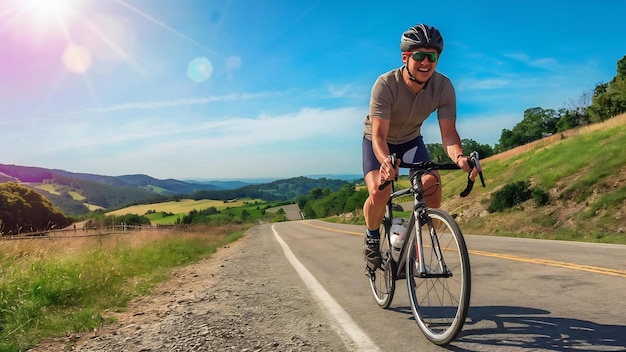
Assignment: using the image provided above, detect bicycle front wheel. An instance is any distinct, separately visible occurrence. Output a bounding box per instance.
[406,208,471,345]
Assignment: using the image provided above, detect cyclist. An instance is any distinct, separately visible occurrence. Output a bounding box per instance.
[362,24,481,270]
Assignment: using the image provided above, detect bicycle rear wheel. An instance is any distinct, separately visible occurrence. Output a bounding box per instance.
[368,223,395,308]
[406,208,471,345]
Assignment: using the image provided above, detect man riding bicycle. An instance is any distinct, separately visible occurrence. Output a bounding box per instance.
[362,24,481,270]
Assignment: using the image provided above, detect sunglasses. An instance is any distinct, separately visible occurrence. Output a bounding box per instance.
[408,51,439,63]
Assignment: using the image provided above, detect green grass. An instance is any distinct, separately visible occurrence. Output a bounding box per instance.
[0,225,246,352]
[145,211,184,224]
[443,119,625,196]
[137,201,286,225]
[487,228,626,244]
[106,198,263,217]
[68,191,85,201]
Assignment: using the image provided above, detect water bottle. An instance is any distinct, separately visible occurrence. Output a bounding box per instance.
[390,218,408,249]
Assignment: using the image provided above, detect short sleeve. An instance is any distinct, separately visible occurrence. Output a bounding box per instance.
[369,76,394,120]
[436,78,456,121]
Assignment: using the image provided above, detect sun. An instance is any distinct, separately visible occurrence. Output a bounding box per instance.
[20,0,79,24]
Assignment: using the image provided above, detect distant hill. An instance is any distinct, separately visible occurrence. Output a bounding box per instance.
[306,174,363,181]
[0,171,18,183]
[0,165,224,194]
[0,165,239,216]
[182,179,258,190]
[0,164,352,216]
[186,176,350,202]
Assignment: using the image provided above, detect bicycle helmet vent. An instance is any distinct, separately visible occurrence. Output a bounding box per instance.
[400,24,444,53]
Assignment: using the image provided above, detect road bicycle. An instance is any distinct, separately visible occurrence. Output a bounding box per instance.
[366,151,485,345]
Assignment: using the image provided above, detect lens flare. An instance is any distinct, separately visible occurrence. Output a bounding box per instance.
[22,0,78,23]
[187,57,213,83]
[62,44,92,74]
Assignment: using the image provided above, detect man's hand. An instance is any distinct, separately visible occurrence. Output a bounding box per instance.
[457,155,481,182]
[379,155,400,183]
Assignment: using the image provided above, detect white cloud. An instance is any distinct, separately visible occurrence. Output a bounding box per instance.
[327,84,360,98]
[4,105,367,178]
[67,91,285,114]
[456,77,511,91]
[504,52,560,71]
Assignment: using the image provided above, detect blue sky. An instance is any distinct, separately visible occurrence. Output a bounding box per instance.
[1,0,624,180]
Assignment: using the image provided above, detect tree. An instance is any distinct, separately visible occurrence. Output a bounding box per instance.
[559,90,592,131]
[495,128,521,153]
[295,194,308,209]
[460,139,494,159]
[557,107,589,132]
[588,55,626,121]
[426,140,493,162]
[309,188,324,200]
[589,89,626,122]
[0,182,70,234]
[426,143,446,162]
[495,107,560,152]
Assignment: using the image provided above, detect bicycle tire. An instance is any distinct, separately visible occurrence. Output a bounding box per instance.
[406,208,471,345]
[368,223,395,308]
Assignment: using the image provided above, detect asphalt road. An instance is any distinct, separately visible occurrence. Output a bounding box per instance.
[270,219,626,351]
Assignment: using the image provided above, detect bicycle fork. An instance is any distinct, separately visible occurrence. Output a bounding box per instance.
[414,211,453,278]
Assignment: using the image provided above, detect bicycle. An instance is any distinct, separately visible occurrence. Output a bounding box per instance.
[366,151,485,345]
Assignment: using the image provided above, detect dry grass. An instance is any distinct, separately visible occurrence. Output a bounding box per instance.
[0,224,241,260]
[0,223,247,352]
[486,113,626,162]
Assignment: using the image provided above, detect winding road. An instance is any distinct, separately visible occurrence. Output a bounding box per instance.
[270,219,626,351]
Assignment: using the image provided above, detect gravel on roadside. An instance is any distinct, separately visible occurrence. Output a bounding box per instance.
[30,224,349,352]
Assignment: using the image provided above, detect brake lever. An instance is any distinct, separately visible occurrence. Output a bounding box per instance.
[460,151,487,197]
[469,151,486,188]
[459,175,474,197]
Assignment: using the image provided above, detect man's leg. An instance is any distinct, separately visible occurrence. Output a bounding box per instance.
[364,170,390,230]
[422,170,442,208]
[363,170,391,269]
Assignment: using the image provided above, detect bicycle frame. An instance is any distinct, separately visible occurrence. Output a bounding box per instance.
[386,172,453,280]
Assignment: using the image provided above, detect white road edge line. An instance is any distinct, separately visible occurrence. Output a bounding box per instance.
[272,225,381,352]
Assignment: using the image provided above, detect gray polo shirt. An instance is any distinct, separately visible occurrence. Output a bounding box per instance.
[363,67,456,144]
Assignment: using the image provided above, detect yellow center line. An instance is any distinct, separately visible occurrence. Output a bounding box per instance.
[468,249,626,278]
[302,222,626,278]
[303,221,363,236]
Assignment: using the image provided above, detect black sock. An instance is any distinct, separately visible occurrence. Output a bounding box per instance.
[366,228,380,239]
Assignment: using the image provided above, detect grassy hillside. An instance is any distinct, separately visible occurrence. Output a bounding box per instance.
[440,113,626,243]
[106,198,254,222]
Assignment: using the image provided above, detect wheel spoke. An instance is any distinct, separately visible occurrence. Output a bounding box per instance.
[407,209,471,345]
[368,224,395,308]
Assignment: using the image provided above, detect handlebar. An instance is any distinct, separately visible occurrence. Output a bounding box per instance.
[378,151,486,198]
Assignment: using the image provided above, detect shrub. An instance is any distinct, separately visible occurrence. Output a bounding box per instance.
[488,181,532,212]
[532,188,550,207]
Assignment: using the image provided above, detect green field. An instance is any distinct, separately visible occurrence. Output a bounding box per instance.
[106,198,268,224]
[107,199,249,216]
[34,184,85,200]
[34,184,60,195]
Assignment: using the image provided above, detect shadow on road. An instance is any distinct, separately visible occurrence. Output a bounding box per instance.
[388,305,626,351]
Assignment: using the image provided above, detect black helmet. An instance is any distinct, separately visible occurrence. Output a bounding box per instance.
[400,24,444,53]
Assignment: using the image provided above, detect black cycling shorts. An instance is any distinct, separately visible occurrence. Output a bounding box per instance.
[362,135,431,176]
